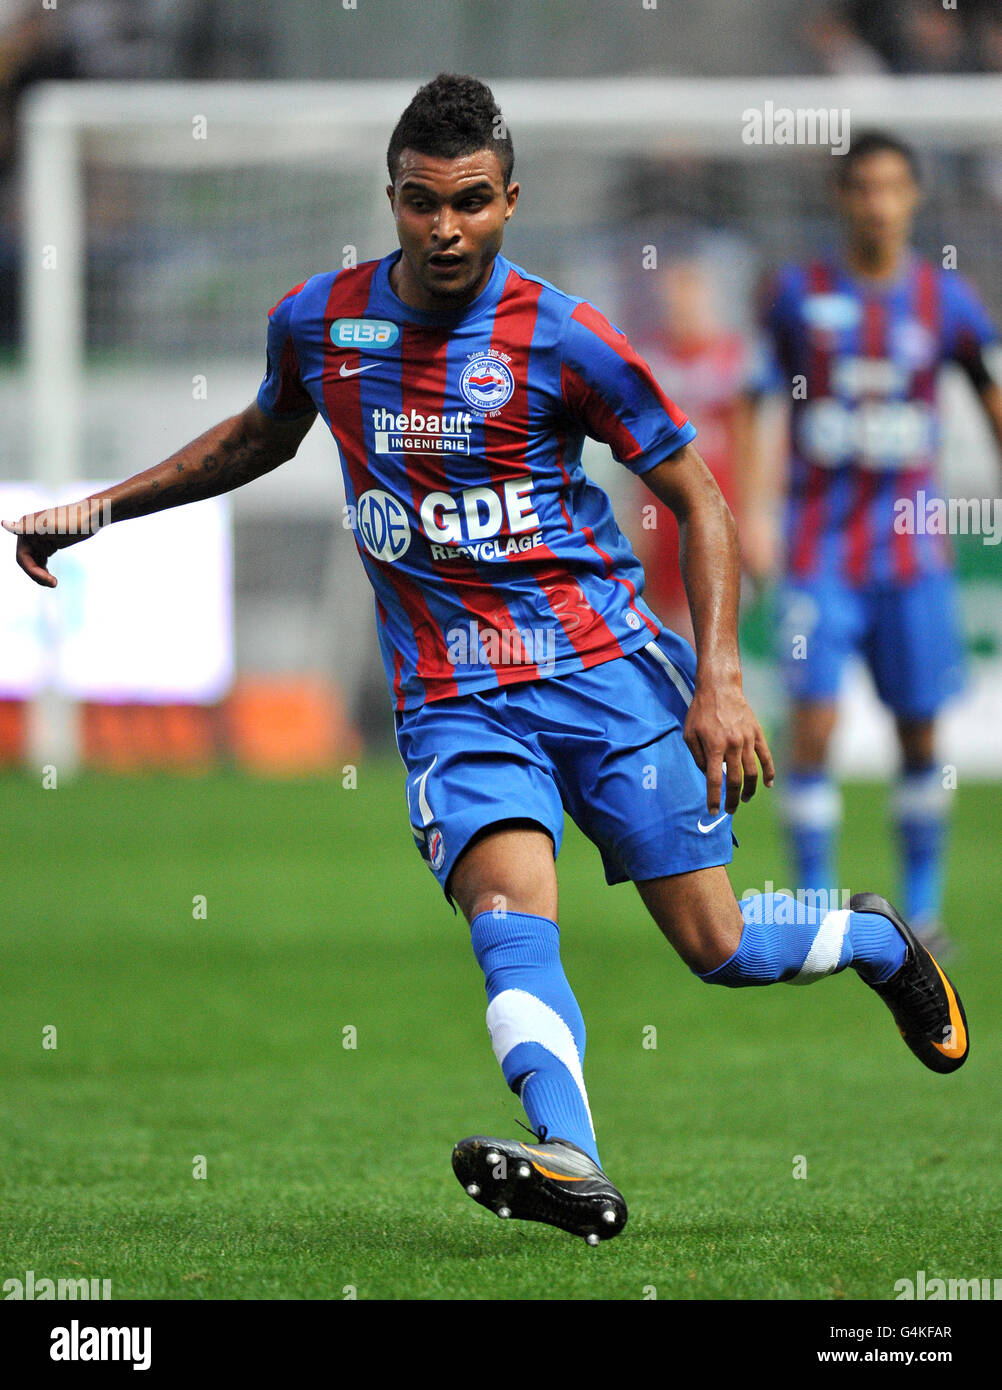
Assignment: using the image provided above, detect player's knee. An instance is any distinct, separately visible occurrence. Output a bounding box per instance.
[466,889,516,922]
[791,704,837,767]
[662,907,743,976]
[690,935,740,978]
[450,824,558,924]
[896,716,936,768]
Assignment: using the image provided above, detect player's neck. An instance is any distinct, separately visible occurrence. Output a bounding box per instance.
[389,253,495,313]
[844,240,910,284]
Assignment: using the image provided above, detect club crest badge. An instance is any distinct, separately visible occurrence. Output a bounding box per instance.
[459,354,515,414]
[427,826,446,871]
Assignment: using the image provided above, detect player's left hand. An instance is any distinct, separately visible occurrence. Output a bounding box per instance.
[683,677,775,816]
[2,506,95,588]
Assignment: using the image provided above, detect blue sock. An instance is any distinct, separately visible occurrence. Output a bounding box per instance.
[470,910,600,1166]
[894,766,948,924]
[696,893,907,988]
[783,770,840,893]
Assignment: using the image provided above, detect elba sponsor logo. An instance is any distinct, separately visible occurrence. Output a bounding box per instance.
[331,317,399,349]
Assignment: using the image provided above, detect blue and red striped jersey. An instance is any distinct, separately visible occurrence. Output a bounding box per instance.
[257,251,696,710]
[752,254,998,585]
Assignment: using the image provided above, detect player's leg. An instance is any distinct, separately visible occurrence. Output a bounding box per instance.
[397,712,596,1156]
[543,628,900,987]
[448,822,599,1164]
[546,629,967,1074]
[786,698,841,893]
[394,695,625,1239]
[778,579,860,896]
[449,821,558,921]
[894,715,950,946]
[635,864,968,1073]
[635,862,904,986]
[448,824,626,1243]
[868,572,965,952]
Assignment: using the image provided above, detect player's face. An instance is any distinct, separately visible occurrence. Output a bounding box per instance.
[387,148,519,311]
[836,150,919,255]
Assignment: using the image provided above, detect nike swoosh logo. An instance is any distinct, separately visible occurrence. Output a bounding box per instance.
[697,814,729,833]
[339,361,380,377]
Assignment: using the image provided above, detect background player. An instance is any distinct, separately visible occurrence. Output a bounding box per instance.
[628,256,748,646]
[4,85,970,1245]
[741,131,1002,957]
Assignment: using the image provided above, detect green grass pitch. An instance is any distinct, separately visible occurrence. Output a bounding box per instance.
[1,763,999,1301]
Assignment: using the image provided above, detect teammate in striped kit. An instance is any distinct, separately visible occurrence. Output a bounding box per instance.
[5,84,971,1245]
[742,131,1002,960]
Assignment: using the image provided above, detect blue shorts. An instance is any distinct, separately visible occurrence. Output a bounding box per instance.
[778,570,966,718]
[394,631,734,899]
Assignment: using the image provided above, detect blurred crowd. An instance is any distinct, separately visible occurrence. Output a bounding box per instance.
[3,0,1002,348]
[0,0,269,343]
[800,0,1002,76]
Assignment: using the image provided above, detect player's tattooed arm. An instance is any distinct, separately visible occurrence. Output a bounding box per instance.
[2,401,315,588]
[642,441,775,814]
[106,404,315,517]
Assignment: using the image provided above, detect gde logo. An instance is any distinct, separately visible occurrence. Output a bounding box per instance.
[460,356,515,412]
[356,489,411,562]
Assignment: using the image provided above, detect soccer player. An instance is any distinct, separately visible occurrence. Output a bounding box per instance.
[627,255,748,646]
[741,130,1002,959]
[4,81,971,1245]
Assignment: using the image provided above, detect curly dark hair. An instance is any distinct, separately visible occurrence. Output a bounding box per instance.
[387,73,514,188]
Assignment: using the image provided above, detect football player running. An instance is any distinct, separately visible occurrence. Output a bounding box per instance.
[5,82,970,1246]
[740,131,1002,962]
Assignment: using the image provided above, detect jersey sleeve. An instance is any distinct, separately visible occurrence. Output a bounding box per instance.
[256,283,317,420]
[559,300,696,475]
[940,271,1000,388]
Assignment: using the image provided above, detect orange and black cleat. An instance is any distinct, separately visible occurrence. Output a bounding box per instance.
[452,1133,627,1244]
[853,892,969,1074]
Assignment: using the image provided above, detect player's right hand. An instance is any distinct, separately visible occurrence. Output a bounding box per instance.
[2,509,90,588]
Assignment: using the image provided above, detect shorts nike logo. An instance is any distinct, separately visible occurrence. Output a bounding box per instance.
[697,814,729,833]
[339,361,380,377]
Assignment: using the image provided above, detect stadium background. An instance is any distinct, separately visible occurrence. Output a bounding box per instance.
[1,0,1000,1307]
